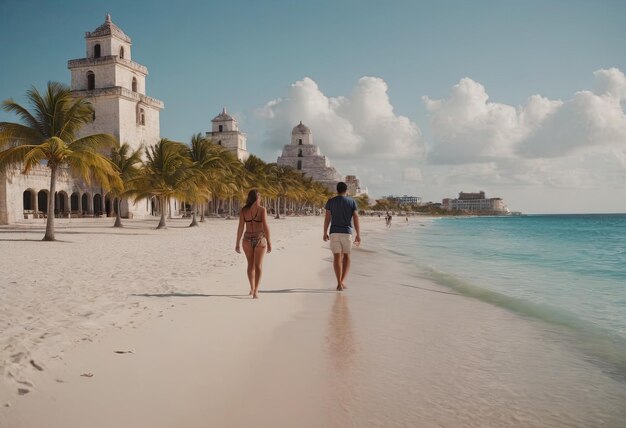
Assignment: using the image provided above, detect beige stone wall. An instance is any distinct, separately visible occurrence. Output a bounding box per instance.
[0,165,113,224]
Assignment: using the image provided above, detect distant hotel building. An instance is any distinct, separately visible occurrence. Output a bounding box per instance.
[442,191,508,213]
[385,195,421,206]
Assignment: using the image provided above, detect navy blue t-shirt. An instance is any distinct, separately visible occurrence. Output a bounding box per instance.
[325,196,358,234]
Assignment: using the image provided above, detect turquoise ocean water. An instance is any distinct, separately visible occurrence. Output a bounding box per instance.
[386,214,626,376]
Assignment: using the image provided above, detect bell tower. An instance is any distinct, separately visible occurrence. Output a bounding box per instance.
[67,14,164,153]
[67,15,164,219]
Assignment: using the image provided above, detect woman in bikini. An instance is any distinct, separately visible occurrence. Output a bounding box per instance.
[235,189,272,298]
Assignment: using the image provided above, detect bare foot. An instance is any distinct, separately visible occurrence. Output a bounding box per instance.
[336,285,344,291]
[253,292,259,299]
[249,289,253,296]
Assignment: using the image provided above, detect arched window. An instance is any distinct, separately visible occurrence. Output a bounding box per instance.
[87,71,95,90]
[297,149,303,157]
[219,125,223,132]
[92,110,96,121]
[218,140,221,145]
[119,46,125,59]
[140,108,145,126]
[23,190,33,211]
[298,139,303,145]
[297,160,302,170]
[132,77,137,92]
[94,44,101,58]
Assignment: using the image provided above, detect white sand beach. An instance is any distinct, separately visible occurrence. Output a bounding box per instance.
[1,216,626,427]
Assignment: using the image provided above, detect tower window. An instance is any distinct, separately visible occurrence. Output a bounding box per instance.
[94,44,101,58]
[218,140,221,145]
[298,139,302,145]
[139,108,145,126]
[298,149,303,157]
[92,111,96,121]
[132,77,137,92]
[87,71,95,90]
[119,46,125,59]
[219,125,223,132]
[297,160,302,170]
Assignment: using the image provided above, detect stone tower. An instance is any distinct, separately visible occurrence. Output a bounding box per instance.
[67,14,164,218]
[277,122,342,192]
[67,14,164,153]
[206,108,249,161]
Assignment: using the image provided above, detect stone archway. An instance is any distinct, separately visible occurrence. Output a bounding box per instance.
[93,194,102,216]
[105,194,112,217]
[23,190,34,211]
[56,191,69,217]
[23,189,36,219]
[81,193,90,215]
[71,192,80,213]
[37,190,48,215]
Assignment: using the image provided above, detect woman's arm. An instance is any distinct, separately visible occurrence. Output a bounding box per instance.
[262,207,272,253]
[235,210,245,253]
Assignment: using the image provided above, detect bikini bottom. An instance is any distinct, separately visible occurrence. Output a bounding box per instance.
[243,231,267,249]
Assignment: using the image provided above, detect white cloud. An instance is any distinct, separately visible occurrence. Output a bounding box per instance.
[424,68,626,163]
[258,76,424,160]
[423,78,524,164]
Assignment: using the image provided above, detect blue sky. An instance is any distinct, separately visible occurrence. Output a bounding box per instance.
[1,0,625,213]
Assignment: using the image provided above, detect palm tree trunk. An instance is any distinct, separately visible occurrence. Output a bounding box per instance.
[200,202,205,222]
[113,197,123,227]
[43,165,57,241]
[275,197,280,219]
[189,202,199,227]
[157,196,167,229]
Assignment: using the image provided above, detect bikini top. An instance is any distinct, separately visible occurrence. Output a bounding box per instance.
[243,208,263,223]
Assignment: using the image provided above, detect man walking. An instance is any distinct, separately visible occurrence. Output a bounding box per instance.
[323,182,361,291]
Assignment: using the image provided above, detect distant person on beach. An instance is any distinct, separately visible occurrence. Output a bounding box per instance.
[323,182,361,291]
[236,189,272,299]
[386,213,392,228]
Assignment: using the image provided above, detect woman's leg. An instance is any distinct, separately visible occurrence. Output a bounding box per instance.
[242,240,255,295]
[252,243,267,298]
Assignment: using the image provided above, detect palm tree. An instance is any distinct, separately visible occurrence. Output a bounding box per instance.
[184,134,226,227]
[129,138,192,229]
[0,82,120,241]
[110,142,143,227]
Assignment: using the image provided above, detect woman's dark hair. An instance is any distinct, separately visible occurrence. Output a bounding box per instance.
[243,189,259,210]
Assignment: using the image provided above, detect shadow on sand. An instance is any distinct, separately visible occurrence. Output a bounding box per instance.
[131,292,249,300]
[259,288,338,294]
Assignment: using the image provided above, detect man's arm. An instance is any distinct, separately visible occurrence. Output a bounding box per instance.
[323,210,331,241]
[353,210,361,245]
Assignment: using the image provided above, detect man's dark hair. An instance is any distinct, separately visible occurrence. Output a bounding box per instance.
[336,182,348,193]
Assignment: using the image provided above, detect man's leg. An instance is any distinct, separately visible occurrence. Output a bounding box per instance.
[340,253,351,288]
[333,253,343,290]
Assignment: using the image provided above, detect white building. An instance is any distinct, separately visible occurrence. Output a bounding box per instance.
[276,122,342,192]
[205,108,249,162]
[1,14,164,224]
[442,191,508,213]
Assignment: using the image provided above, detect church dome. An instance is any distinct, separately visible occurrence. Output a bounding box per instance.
[86,14,131,43]
[212,107,234,122]
[292,121,311,135]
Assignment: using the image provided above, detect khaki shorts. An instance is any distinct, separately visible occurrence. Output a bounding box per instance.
[330,233,353,254]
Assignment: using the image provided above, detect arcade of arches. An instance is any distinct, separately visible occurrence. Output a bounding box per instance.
[21,188,124,219]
